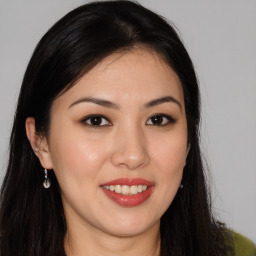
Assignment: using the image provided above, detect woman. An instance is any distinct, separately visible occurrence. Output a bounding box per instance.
[0,1,254,255]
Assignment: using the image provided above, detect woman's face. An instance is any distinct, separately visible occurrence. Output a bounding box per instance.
[41,49,188,237]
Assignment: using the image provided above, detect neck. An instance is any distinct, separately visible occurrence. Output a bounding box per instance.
[64,220,161,256]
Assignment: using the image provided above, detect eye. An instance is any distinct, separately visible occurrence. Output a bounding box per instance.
[81,114,111,127]
[146,114,176,126]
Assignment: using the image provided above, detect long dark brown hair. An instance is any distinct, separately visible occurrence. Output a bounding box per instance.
[0,1,233,255]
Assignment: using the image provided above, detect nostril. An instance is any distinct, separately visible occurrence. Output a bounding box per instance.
[110,148,150,170]
[110,128,150,169]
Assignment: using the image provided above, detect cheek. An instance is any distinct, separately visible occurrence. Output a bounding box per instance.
[48,126,110,184]
[146,133,187,220]
[154,143,185,193]
[150,131,187,175]
[157,143,186,172]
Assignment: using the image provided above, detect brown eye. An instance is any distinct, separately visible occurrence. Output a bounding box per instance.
[82,115,110,127]
[146,114,175,126]
[90,116,103,126]
[151,115,163,125]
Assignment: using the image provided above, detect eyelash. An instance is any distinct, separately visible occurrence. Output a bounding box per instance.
[81,113,176,128]
[146,113,176,126]
[80,114,111,128]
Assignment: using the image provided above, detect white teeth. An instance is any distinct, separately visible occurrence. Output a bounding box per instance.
[104,185,149,195]
[137,185,143,193]
[121,185,130,195]
[130,185,137,195]
[115,185,122,194]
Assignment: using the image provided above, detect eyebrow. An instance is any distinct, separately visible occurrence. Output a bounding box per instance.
[69,96,182,110]
[69,97,120,110]
[144,96,182,110]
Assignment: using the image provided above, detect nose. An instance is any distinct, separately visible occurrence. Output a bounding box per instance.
[111,127,150,170]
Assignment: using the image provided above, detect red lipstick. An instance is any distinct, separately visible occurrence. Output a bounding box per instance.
[101,178,154,207]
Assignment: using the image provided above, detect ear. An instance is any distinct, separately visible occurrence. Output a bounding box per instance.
[25,117,53,169]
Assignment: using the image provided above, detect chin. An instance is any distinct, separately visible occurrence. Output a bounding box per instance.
[100,215,160,237]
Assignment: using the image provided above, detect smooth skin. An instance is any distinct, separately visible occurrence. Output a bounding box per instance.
[26,48,189,256]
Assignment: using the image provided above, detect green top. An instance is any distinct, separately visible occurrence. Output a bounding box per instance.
[232,232,256,256]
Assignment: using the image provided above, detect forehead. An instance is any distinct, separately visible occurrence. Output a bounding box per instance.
[54,48,184,108]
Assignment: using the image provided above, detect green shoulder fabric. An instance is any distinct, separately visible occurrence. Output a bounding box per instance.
[232,231,256,256]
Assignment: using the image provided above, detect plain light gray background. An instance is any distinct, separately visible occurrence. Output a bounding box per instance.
[0,0,255,243]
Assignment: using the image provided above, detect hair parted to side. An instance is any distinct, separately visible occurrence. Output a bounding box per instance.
[0,1,233,255]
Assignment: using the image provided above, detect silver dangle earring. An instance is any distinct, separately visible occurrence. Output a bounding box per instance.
[180,183,183,189]
[43,169,51,189]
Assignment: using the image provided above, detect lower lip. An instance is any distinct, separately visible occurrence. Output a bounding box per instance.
[101,186,154,207]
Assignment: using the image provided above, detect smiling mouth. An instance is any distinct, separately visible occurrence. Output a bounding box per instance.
[101,178,154,207]
[103,185,149,195]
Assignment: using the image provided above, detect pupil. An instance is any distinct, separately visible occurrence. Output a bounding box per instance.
[152,115,163,125]
[91,117,102,125]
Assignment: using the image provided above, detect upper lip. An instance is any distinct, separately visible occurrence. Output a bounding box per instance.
[101,178,154,187]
